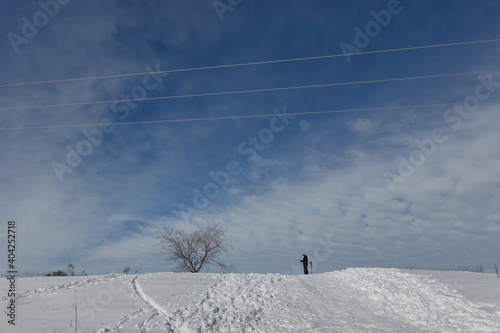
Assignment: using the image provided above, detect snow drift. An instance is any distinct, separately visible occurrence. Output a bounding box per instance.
[1,268,499,332]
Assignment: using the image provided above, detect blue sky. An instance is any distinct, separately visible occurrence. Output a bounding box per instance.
[1,0,500,275]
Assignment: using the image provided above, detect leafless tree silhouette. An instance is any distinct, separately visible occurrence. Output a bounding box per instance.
[158,222,232,273]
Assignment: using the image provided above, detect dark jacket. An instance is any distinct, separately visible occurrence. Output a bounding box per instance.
[300,255,308,269]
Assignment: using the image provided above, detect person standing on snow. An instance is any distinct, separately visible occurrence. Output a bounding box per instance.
[300,254,309,274]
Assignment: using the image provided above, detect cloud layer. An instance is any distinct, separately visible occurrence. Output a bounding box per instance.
[1,0,499,275]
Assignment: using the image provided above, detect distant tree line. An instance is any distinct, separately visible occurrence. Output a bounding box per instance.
[45,263,86,277]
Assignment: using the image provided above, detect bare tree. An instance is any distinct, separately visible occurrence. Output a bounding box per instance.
[158,222,232,273]
[67,263,76,276]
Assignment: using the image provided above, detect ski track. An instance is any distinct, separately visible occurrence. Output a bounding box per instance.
[93,269,500,332]
[160,268,500,332]
[125,273,281,332]
[96,274,176,333]
[0,273,121,303]
[97,307,147,333]
[131,274,176,332]
[2,269,500,332]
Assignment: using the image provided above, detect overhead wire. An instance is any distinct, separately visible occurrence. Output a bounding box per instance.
[0,38,500,89]
[1,69,499,112]
[2,38,499,130]
[2,98,500,131]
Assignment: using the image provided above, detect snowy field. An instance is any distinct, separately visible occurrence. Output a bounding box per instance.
[1,268,500,332]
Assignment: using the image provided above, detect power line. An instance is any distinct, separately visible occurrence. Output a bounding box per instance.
[1,38,500,89]
[2,98,499,131]
[1,69,498,112]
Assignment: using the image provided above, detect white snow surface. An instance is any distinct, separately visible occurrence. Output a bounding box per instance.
[1,268,500,332]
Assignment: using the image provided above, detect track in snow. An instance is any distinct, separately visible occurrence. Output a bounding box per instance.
[94,274,176,333]
[2,269,499,332]
[131,274,176,332]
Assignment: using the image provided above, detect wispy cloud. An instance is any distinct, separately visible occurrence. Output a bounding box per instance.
[1,0,499,275]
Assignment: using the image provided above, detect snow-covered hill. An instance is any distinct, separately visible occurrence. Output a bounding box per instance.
[1,268,499,332]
